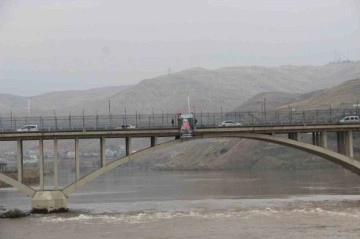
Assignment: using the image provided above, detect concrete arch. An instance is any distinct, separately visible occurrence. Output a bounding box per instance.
[62,139,183,196]
[63,133,360,196]
[0,173,36,197]
[2,132,357,197]
[199,133,360,175]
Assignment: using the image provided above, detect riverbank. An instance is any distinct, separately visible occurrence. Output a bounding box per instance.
[0,207,29,218]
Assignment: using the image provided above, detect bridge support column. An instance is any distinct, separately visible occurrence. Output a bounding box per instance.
[337,131,353,157]
[320,131,328,148]
[17,139,23,182]
[312,132,321,146]
[75,138,80,180]
[31,190,68,213]
[151,136,157,147]
[39,139,44,190]
[126,137,132,156]
[337,132,344,154]
[288,132,299,141]
[345,130,354,158]
[54,138,58,189]
[100,137,106,166]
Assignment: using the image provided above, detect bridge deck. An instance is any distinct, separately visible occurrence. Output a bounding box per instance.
[0,124,359,141]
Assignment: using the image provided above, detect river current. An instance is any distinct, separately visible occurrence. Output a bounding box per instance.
[2,168,360,238]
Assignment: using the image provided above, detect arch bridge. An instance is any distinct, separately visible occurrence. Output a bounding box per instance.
[0,123,359,212]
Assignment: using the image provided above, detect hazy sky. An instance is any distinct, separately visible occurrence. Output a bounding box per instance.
[1,0,359,96]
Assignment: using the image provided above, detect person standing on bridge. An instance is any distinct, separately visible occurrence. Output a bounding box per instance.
[171,118,174,127]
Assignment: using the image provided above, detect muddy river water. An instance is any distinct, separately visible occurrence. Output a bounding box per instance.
[2,168,360,239]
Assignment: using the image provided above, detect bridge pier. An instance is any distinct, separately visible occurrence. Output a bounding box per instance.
[100,137,107,166]
[31,190,68,213]
[126,137,132,156]
[54,138,59,189]
[337,131,353,158]
[151,136,158,147]
[288,132,299,141]
[0,162,6,172]
[312,131,328,148]
[312,132,320,146]
[320,131,328,148]
[347,130,354,158]
[39,139,44,190]
[75,138,80,180]
[17,139,23,182]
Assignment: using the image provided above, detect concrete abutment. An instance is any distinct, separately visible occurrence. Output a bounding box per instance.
[31,191,68,213]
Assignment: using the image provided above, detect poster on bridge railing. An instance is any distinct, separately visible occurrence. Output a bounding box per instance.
[177,113,196,138]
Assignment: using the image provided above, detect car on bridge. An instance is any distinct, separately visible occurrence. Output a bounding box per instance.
[121,124,136,129]
[16,125,38,132]
[218,120,242,127]
[338,116,360,124]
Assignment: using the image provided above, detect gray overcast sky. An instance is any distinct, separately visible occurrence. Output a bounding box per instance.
[1,0,359,96]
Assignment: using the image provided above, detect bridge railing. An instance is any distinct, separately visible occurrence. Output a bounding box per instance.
[0,108,357,131]
[195,108,357,127]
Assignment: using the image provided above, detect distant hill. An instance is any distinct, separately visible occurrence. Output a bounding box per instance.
[80,62,360,115]
[0,86,131,116]
[0,94,26,112]
[276,78,360,110]
[232,92,302,112]
[1,61,360,116]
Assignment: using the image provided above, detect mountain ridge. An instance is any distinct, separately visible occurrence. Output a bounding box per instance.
[1,62,360,116]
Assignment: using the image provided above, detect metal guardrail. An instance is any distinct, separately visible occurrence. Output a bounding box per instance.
[0,108,358,132]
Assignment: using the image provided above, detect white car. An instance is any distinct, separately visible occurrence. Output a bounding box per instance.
[218,120,242,127]
[338,116,360,124]
[16,125,38,131]
[121,124,136,129]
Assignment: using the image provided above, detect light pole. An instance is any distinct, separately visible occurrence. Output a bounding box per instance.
[108,99,112,128]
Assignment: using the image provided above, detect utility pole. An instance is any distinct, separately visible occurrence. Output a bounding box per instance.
[27,99,31,116]
[264,97,267,124]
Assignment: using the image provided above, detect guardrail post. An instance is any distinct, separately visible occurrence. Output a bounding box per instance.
[302,111,305,125]
[69,114,72,129]
[96,114,99,129]
[161,111,164,127]
[82,109,85,131]
[135,111,138,127]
